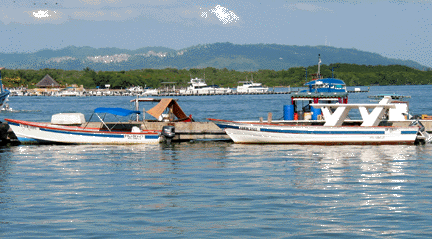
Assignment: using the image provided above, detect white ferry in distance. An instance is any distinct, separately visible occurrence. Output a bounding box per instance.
[236,81,269,93]
[179,78,232,94]
[127,86,159,96]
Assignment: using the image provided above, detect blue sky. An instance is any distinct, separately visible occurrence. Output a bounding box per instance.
[1,0,431,68]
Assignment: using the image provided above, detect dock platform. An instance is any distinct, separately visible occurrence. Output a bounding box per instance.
[155,91,291,97]
[142,121,230,142]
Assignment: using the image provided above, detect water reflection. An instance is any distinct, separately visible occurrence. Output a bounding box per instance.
[1,141,432,237]
[223,143,432,236]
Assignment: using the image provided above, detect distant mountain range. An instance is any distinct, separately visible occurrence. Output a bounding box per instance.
[0,42,428,71]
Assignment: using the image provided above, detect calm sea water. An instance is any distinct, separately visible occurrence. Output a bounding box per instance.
[1,85,432,238]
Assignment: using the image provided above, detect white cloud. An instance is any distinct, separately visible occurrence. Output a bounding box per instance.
[0,8,65,24]
[181,5,242,26]
[30,9,64,22]
[0,1,238,25]
[285,3,333,13]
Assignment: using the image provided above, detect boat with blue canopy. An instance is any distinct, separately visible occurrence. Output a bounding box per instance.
[301,55,347,93]
[5,107,160,144]
[304,78,347,93]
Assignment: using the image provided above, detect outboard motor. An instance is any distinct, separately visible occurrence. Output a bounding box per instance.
[161,126,175,144]
[411,119,432,144]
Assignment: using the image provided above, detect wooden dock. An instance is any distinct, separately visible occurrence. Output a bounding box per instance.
[12,87,375,97]
[155,91,292,97]
[141,121,230,142]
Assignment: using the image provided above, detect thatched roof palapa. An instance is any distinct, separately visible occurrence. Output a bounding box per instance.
[36,74,60,88]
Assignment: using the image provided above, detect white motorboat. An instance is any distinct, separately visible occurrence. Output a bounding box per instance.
[209,96,431,145]
[127,86,144,94]
[236,81,268,93]
[179,78,232,94]
[5,108,161,144]
[142,87,159,96]
[55,88,83,97]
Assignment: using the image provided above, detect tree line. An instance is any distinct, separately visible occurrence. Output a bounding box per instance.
[1,64,432,89]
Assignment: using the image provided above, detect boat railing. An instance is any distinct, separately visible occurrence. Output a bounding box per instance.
[311,96,406,127]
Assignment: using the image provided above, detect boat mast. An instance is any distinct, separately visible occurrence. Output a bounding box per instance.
[317,54,321,79]
[305,68,307,83]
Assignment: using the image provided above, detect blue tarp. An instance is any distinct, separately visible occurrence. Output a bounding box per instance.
[304,78,346,86]
[94,107,140,116]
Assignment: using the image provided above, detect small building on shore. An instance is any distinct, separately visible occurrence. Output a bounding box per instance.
[36,74,61,88]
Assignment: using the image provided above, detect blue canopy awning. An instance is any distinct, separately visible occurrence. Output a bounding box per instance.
[305,78,346,86]
[94,107,140,116]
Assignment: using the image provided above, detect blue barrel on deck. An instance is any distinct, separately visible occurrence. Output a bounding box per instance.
[311,106,321,120]
[283,105,294,120]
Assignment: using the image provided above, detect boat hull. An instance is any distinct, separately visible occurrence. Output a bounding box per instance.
[212,120,419,145]
[5,119,160,145]
[236,88,268,93]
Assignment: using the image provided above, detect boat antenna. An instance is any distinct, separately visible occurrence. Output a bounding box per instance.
[317,54,321,79]
[305,67,308,83]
